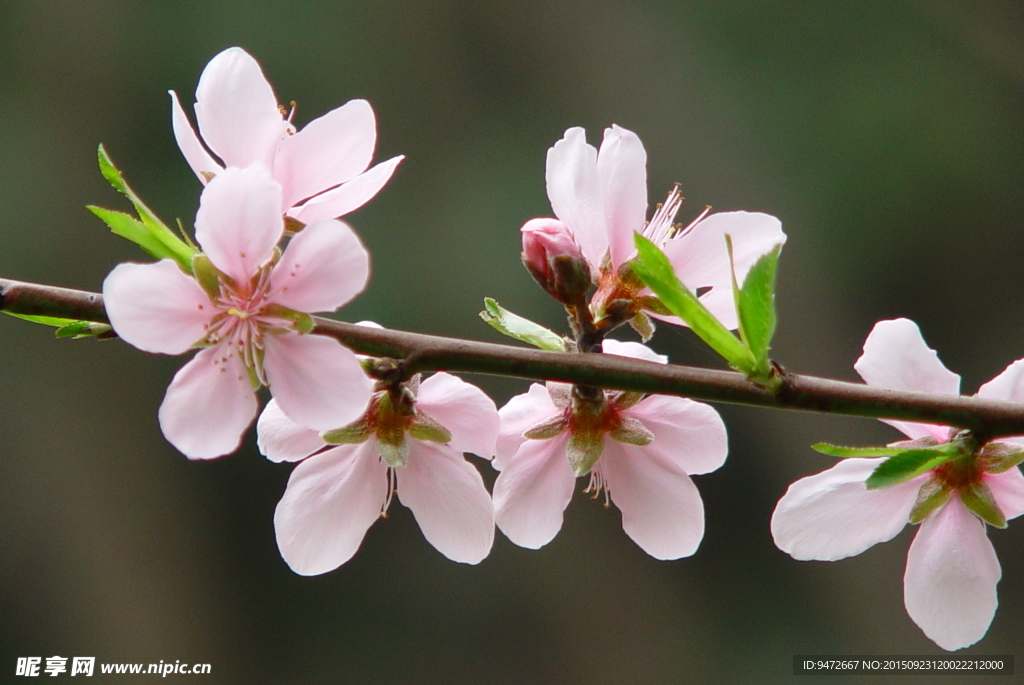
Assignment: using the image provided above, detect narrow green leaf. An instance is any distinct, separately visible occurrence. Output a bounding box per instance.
[480,298,566,351]
[88,206,178,264]
[812,442,909,458]
[631,234,754,373]
[736,244,781,375]
[865,447,958,489]
[3,311,81,328]
[54,321,112,339]
[96,145,196,270]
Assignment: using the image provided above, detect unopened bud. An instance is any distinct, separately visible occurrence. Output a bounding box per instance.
[520,218,592,304]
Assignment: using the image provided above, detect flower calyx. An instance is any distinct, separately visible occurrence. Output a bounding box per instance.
[320,373,453,468]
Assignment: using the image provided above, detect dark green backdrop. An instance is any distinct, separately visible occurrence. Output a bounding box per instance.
[2,2,1023,683]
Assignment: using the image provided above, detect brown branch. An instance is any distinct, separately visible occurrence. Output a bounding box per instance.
[5,277,1024,438]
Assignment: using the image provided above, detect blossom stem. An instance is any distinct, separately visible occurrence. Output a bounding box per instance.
[4,276,1024,437]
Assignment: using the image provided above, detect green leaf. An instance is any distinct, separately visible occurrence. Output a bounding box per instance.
[631,234,754,374]
[812,443,910,458]
[3,311,81,327]
[480,298,566,351]
[3,312,111,339]
[865,447,958,489]
[735,241,781,377]
[96,145,196,270]
[88,206,182,265]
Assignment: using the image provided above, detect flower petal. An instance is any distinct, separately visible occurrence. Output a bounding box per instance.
[545,127,606,269]
[627,395,727,475]
[602,338,667,364]
[290,155,404,223]
[493,433,575,549]
[770,458,922,561]
[170,90,221,183]
[396,441,495,564]
[269,219,369,313]
[274,99,377,209]
[262,332,373,431]
[495,384,559,470]
[194,47,287,169]
[600,441,705,559]
[416,372,499,459]
[855,318,960,441]
[660,211,786,329]
[157,346,258,459]
[194,165,284,284]
[977,357,1024,403]
[103,260,212,355]
[256,398,326,463]
[274,441,388,575]
[904,496,1001,651]
[985,467,1024,521]
[597,124,647,268]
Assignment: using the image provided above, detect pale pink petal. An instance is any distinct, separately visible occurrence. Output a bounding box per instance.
[262,333,373,431]
[904,496,1001,651]
[290,155,404,223]
[977,358,1024,402]
[495,384,559,470]
[493,433,575,549]
[274,441,388,575]
[194,165,284,284]
[396,441,495,564]
[170,90,221,183]
[660,211,786,329]
[597,125,647,268]
[157,346,258,460]
[855,318,961,442]
[600,441,705,559]
[416,372,499,459]
[627,395,727,475]
[770,458,922,561]
[269,219,369,313]
[985,467,1024,520]
[103,260,211,355]
[545,127,606,269]
[274,99,376,209]
[602,338,667,364]
[256,398,326,463]
[194,47,287,169]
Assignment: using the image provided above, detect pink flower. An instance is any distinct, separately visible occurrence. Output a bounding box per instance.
[520,218,590,304]
[259,372,499,573]
[170,47,403,224]
[771,318,1024,650]
[542,125,786,328]
[493,340,728,559]
[103,165,374,460]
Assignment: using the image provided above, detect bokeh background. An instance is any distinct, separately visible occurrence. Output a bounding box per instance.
[2,1,1023,683]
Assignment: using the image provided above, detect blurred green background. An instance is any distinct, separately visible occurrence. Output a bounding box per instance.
[2,1,1023,683]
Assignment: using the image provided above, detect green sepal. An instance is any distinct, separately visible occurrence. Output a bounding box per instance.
[377,435,409,468]
[731,237,781,380]
[566,431,604,477]
[609,416,654,446]
[977,441,1024,473]
[812,443,910,458]
[95,144,196,271]
[628,311,655,342]
[55,321,113,339]
[960,481,1008,528]
[631,233,755,375]
[908,479,952,524]
[322,418,373,445]
[191,254,222,301]
[480,297,566,351]
[261,303,315,334]
[407,412,452,444]
[865,446,959,490]
[523,414,569,440]
[246,362,261,390]
[634,295,673,316]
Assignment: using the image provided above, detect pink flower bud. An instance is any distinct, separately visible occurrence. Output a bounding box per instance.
[520,218,591,304]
